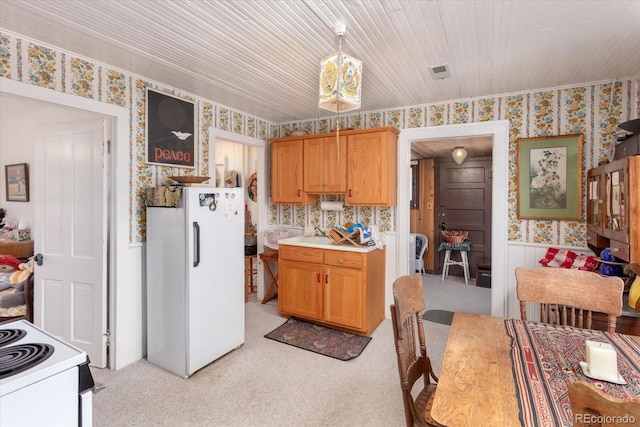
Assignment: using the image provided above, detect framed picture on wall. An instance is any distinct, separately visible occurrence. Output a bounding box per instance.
[146,88,196,168]
[517,134,583,220]
[5,163,29,202]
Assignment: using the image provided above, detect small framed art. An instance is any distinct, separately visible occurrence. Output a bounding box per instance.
[5,163,29,202]
[146,88,196,168]
[517,134,583,220]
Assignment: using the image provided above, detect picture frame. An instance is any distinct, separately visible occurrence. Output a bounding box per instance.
[517,134,583,220]
[146,87,196,168]
[5,163,30,202]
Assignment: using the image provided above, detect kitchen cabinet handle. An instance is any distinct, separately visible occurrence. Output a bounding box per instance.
[297,189,301,197]
[612,247,620,252]
[317,273,320,282]
[348,189,352,197]
[339,258,345,264]
[325,274,328,283]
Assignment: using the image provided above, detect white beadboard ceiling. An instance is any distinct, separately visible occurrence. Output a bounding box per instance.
[1,0,639,125]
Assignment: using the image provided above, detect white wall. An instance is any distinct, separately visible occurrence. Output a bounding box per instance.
[215,139,259,232]
[0,96,102,231]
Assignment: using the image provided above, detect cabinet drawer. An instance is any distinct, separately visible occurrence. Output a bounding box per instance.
[279,245,323,263]
[586,231,608,248]
[324,250,363,269]
[609,240,630,262]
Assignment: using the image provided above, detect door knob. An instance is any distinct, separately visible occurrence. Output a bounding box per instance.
[34,253,44,266]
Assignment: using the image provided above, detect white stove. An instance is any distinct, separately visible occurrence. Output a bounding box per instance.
[0,319,94,426]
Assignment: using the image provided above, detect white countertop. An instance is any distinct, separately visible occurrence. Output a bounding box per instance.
[278,235,382,253]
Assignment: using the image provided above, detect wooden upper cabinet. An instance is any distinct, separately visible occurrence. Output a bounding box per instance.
[270,126,398,205]
[271,139,317,204]
[303,135,347,193]
[346,127,398,206]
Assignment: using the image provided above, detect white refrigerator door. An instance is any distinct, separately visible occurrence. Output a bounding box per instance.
[185,187,245,375]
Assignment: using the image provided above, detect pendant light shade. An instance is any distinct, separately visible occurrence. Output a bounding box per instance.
[318,25,362,113]
[452,147,467,164]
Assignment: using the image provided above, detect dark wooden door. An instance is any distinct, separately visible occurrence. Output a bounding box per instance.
[435,157,492,279]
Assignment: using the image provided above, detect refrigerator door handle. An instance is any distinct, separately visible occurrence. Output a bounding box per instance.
[193,221,200,267]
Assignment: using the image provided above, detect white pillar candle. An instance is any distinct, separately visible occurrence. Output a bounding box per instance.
[586,340,618,381]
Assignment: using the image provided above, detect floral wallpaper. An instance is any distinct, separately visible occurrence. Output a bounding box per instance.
[276,80,639,245]
[1,30,638,246]
[1,31,273,243]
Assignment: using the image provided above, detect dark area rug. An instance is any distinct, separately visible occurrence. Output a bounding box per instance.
[422,309,454,326]
[264,317,372,361]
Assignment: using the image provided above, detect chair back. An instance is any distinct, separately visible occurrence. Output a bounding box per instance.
[414,234,428,274]
[391,274,439,427]
[515,267,623,332]
[569,381,640,426]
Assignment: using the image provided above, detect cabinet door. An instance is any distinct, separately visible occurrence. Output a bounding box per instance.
[272,139,316,204]
[303,136,347,193]
[323,266,364,330]
[603,160,629,243]
[322,135,347,193]
[278,260,323,320]
[346,130,397,205]
[303,138,325,193]
[586,166,603,235]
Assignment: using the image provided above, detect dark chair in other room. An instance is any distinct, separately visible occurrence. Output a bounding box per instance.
[391,273,440,427]
[569,381,640,426]
[515,267,623,333]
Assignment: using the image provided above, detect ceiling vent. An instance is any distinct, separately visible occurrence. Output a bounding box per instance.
[429,64,451,80]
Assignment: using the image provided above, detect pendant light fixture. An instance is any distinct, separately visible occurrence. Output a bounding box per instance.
[318,24,362,158]
[452,146,468,164]
[318,24,362,115]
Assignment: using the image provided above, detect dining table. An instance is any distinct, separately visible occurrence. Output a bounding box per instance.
[430,312,640,427]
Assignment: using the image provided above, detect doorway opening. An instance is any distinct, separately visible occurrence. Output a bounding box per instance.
[397,121,510,318]
[209,128,268,300]
[1,78,131,369]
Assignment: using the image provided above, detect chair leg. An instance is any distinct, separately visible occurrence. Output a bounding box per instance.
[441,250,451,281]
[461,251,469,284]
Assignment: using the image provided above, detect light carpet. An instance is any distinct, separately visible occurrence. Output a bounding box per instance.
[90,274,488,426]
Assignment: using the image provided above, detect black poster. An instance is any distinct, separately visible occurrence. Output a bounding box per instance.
[146,88,196,168]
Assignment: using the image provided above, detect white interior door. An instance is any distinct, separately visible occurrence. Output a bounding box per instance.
[33,119,108,368]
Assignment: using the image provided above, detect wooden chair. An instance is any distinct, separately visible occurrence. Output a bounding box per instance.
[515,267,623,332]
[569,381,640,426]
[391,273,440,427]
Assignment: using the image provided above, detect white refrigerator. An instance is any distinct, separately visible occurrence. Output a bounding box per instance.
[146,187,245,378]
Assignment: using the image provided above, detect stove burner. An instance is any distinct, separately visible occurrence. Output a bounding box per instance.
[0,343,54,379]
[0,329,26,347]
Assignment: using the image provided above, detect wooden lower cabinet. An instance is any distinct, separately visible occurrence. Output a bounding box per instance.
[278,245,385,336]
[278,260,323,320]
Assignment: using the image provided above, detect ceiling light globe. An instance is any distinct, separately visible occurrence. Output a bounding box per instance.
[452,147,467,164]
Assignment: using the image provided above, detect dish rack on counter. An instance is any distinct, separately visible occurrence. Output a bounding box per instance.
[329,228,360,247]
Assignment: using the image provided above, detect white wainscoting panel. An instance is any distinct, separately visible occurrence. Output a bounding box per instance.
[506,242,595,321]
